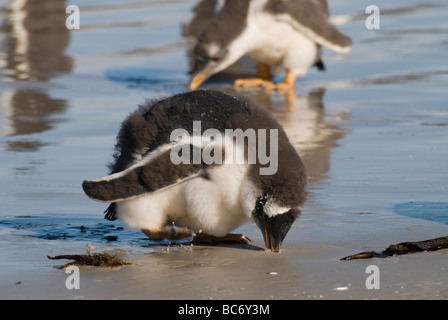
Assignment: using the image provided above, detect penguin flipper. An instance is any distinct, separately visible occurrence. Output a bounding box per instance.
[82,146,205,203]
[267,0,352,53]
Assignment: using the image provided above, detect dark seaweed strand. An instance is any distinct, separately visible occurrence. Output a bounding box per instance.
[341,235,448,260]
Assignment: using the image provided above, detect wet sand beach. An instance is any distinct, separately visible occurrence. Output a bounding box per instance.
[1,0,448,300]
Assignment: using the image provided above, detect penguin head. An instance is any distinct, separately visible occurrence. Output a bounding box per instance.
[189,40,230,90]
[252,196,300,252]
[188,1,252,90]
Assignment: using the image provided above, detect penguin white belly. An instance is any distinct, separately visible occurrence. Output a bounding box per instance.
[246,12,318,76]
[115,182,188,230]
[115,163,251,236]
[183,163,251,237]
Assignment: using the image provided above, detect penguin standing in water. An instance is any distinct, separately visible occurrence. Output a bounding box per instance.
[189,0,352,90]
[82,90,307,252]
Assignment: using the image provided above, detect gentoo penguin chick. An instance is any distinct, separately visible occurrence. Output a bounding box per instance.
[82,90,307,252]
[189,0,352,90]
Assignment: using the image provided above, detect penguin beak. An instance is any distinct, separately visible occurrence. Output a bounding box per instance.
[253,209,300,252]
[253,198,300,253]
[264,226,275,252]
[189,65,212,90]
[263,224,282,253]
[255,208,298,253]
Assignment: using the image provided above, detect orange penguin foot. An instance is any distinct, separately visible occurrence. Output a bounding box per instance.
[234,78,274,88]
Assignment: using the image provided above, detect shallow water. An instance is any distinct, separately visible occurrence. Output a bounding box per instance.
[1,0,448,299]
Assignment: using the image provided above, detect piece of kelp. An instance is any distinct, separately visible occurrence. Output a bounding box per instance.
[48,252,131,269]
[341,235,448,260]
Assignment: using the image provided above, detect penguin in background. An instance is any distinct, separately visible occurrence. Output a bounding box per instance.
[188,0,352,90]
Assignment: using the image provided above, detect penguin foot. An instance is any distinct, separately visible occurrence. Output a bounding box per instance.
[261,69,297,91]
[234,78,295,92]
[193,233,252,245]
[262,81,294,91]
[234,78,273,88]
[142,227,194,241]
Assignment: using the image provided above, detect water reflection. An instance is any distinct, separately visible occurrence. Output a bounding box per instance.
[2,89,67,151]
[2,0,72,81]
[221,86,347,187]
[0,0,72,151]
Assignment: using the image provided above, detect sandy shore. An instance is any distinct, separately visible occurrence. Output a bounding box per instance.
[2,211,448,300]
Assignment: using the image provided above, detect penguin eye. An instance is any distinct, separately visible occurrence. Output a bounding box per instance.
[208,56,221,62]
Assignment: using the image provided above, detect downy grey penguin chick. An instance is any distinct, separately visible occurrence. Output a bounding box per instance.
[82,90,307,252]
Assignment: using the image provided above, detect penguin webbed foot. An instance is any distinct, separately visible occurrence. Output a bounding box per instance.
[193,232,252,245]
[234,75,296,92]
[142,227,194,241]
[261,81,294,91]
[234,78,274,88]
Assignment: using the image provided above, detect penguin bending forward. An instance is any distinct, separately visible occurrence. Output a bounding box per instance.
[189,0,352,90]
[82,90,307,252]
